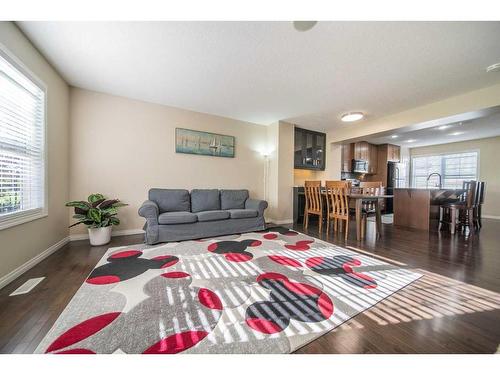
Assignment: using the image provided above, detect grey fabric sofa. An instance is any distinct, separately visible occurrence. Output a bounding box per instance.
[138,188,268,244]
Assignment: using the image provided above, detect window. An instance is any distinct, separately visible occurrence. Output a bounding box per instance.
[0,46,46,230]
[411,151,478,189]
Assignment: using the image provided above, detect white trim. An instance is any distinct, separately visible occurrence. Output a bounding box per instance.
[265,218,293,225]
[482,215,500,220]
[0,236,69,290]
[0,210,48,231]
[69,228,145,242]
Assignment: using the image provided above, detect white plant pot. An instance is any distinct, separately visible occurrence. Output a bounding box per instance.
[88,226,112,246]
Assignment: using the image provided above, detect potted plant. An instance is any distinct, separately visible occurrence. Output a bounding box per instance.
[66,193,127,246]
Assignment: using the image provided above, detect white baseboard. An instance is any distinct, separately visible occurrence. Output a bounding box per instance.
[69,228,145,242]
[482,215,500,220]
[265,218,293,225]
[0,236,70,290]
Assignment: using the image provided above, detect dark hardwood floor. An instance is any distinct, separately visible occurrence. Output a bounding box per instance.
[1,219,499,354]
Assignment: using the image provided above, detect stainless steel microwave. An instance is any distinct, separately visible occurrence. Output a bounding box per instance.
[352,159,369,173]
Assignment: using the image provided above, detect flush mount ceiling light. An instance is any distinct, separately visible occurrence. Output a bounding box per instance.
[341,112,364,122]
[450,131,465,136]
[406,139,417,143]
[390,135,399,139]
[486,62,500,73]
[293,21,318,32]
[437,125,451,130]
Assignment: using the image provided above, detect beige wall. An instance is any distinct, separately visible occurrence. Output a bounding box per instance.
[0,22,70,280]
[69,88,268,234]
[410,136,500,218]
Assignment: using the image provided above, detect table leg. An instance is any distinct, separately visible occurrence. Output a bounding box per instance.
[355,198,362,241]
[375,198,382,238]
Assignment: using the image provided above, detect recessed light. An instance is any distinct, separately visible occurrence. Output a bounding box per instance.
[437,125,451,130]
[390,135,399,139]
[406,139,417,143]
[486,62,500,73]
[450,131,464,136]
[341,112,364,122]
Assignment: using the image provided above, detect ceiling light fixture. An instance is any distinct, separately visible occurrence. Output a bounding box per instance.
[486,62,500,73]
[450,131,464,136]
[341,112,364,122]
[406,139,417,143]
[293,21,318,32]
[390,135,399,139]
[437,125,451,130]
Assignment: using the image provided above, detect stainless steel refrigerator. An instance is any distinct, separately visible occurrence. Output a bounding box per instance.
[386,161,406,213]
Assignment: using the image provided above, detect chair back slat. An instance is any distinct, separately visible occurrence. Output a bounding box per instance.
[462,180,477,209]
[325,181,349,218]
[360,181,383,211]
[304,180,322,213]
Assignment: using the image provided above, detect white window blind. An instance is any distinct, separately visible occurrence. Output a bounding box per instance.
[0,47,46,229]
[411,151,478,189]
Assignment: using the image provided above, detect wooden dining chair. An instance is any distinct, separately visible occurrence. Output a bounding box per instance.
[325,181,350,240]
[359,181,383,238]
[304,180,323,232]
[439,180,477,235]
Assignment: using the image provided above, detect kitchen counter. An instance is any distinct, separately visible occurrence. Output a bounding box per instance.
[393,188,465,231]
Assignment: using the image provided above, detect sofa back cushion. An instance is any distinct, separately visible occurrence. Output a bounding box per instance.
[191,189,220,213]
[149,188,190,213]
[220,189,249,210]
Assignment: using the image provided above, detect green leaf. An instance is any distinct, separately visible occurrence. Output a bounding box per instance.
[111,202,128,208]
[88,193,105,204]
[101,218,110,227]
[98,199,118,209]
[74,206,88,215]
[91,198,106,208]
[110,217,120,226]
[101,207,118,216]
[87,208,101,223]
[72,214,87,220]
[66,201,91,210]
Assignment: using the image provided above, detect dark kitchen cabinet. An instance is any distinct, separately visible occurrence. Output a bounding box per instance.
[294,127,326,170]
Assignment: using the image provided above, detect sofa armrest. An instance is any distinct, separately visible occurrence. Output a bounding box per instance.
[138,200,159,222]
[245,198,268,216]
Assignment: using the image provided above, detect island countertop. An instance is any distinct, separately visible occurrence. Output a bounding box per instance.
[393,188,465,231]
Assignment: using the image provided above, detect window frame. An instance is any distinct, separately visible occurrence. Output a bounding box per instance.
[0,43,48,231]
[410,149,480,189]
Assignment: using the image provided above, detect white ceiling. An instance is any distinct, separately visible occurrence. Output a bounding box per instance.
[17,21,500,129]
[365,111,500,148]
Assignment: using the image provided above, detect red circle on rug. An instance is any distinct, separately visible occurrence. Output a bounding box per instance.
[317,292,334,319]
[268,255,302,268]
[86,275,121,285]
[161,271,190,279]
[143,331,209,354]
[256,272,287,283]
[224,253,252,262]
[245,318,282,334]
[263,233,278,240]
[198,288,223,310]
[109,250,142,259]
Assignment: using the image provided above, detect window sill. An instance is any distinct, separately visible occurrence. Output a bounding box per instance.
[0,209,48,231]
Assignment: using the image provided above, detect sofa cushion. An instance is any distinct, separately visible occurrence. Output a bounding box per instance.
[196,210,230,222]
[158,211,197,225]
[227,209,258,219]
[191,189,220,213]
[149,188,190,213]
[220,189,249,210]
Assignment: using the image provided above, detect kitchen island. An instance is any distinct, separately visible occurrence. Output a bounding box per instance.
[393,188,465,231]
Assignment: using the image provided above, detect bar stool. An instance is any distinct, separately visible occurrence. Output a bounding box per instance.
[439,181,477,235]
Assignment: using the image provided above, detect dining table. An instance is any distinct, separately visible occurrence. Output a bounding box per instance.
[295,188,393,241]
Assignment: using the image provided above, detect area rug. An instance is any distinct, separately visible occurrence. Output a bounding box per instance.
[35,227,421,354]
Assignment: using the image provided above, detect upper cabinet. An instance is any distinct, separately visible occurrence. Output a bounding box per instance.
[341,143,354,172]
[294,127,326,170]
[368,143,378,174]
[353,141,370,161]
[387,144,401,162]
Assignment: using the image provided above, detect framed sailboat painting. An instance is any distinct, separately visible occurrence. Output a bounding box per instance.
[175,128,235,158]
